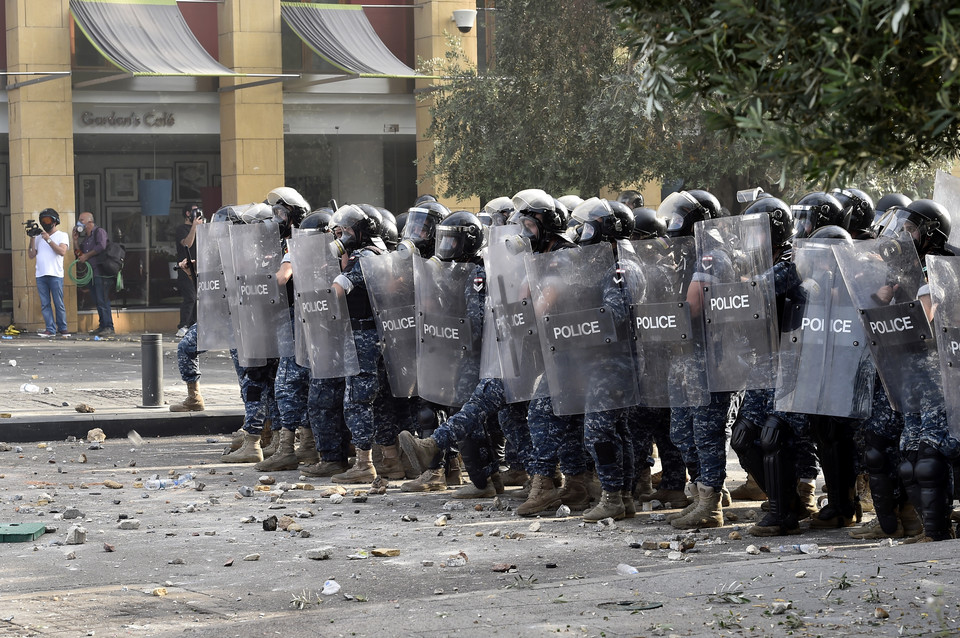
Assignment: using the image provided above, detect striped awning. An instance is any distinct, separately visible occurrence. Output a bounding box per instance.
[281,2,419,78]
[70,0,238,76]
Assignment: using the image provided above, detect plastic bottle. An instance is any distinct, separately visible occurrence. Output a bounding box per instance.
[144,474,193,490]
[20,383,40,393]
[616,563,639,576]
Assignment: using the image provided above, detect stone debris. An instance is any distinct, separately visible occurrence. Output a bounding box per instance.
[263,516,278,532]
[318,486,347,497]
[152,587,167,597]
[306,547,333,560]
[237,486,254,497]
[728,531,742,540]
[528,521,541,532]
[65,525,86,545]
[329,494,344,504]
[103,543,115,552]
[492,563,516,573]
[371,548,400,557]
[62,507,82,520]
[118,519,141,530]
[76,404,96,414]
[556,505,571,517]
[745,545,761,555]
[442,551,468,567]
[348,549,369,560]
[103,480,123,490]
[434,515,447,527]
[243,553,260,561]
[770,601,792,615]
[321,580,340,595]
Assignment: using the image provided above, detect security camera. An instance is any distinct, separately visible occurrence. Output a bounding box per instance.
[452,9,477,34]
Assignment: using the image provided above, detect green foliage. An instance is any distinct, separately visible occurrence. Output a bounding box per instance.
[598,0,960,185]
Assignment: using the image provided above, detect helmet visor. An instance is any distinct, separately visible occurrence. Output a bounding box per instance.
[434,226,466,260]
[879,208,921,242]
[790,205,821,239]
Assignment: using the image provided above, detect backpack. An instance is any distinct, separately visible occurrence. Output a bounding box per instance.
[100,240,126,276]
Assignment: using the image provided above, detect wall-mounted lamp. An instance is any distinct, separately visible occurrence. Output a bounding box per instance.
[452,9,478,33]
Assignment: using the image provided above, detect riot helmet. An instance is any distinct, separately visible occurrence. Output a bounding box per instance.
[395,211,409,236]
[508,188,564,252]
[791,192,847,239]
[830,187,875,233]
[557,195,585,214]
[413,194,438,207]
[400,201,450,257]
[808,225,853,242]
[377,207,397,226]
[356,204,384,236]
[630,207,667,240]
[38,208,60,232]
[660,189,719,238]
[238,202,276,225]
[880,199,952,256]
[480,196,514,226]
[380,216,399,251]
[266,187,310,238]
[566,198,634,245]
[300,208,334,233]
[873,193,912,229]
[617,190,644,209]
[434,211,485,262]
[329,204,380,257]
[742,196,794,247]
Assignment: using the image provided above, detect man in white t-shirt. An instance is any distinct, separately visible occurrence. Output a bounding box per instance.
[27,208,70,337]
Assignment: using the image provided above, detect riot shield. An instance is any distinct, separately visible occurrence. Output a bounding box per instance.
[228,222,295,362]
[413,255,484,407]
[482,225,546,403]
[922,255,960,438]
[290,229,311,370]
[834,237,942,413]
[479,295,502,380]
[933,170,960,248]
[695,213,780,392]
[524,243,640,416]
[623,236,710,407]
[287,234,360,379]
[774,239,875,418]
[196,222,235,351]
[360,250,417,397]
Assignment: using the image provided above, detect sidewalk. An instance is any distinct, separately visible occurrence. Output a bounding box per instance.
[0,330,243,442]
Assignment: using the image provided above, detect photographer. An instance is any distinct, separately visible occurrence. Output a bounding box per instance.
[26,208,70,337]
[175,204,203,338]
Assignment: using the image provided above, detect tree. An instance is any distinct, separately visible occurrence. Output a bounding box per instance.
[598,0,960,184]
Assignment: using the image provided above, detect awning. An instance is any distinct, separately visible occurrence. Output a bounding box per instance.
[281,2,419,79]
[69,0,238,76]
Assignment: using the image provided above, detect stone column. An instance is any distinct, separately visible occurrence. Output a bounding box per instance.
[414,0,479,211]
[7,0,77,332]
[218,0,285,206]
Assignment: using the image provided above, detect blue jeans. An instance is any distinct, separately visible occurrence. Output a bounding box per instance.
[36,275,67,333]
[91,274,114,329]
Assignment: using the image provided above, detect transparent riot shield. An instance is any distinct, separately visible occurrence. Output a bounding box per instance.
[921,255,960,438]
[694,213,780,392]
[834,237,942,413]
[196,222,235,351]
[290,229,311,370]
[623,236,709,407]
[228,222,295,362]
[287,234,360,379]
[360,250,417,397]
[479,295,502,380]
[482,225,546,403]
[775,239,875,418]
[413,255,484,407]
[933,170,960,247]
[525,243,640,416]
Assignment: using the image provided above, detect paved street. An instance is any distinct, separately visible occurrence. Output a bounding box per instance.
[0,335,958,637]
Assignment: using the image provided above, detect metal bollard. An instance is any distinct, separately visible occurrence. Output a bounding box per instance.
[139,333,164,408]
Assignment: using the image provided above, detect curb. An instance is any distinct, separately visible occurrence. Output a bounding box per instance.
[1,410,242,443]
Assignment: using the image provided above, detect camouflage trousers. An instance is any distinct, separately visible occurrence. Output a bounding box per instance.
[308,377,349,462]
[176,323,200,383]
[738,388,818,481]
[275,355,311,431]
[500,401,533,473]
[231,349,278,435]
[629,406,686,490]
[584,408,634,493]
[344,328,396,450]
[670,392,734,490]
[526,387,587,478]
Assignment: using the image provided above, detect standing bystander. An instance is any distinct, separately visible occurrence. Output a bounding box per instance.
[74,211,114,335]
[27,208,70,337]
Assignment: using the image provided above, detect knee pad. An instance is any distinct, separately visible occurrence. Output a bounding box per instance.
[731,416,760,454]
[898,454,917,485]
[915,444,949,485]
[417,403,440,430]
[760,414,791,455]
[245,385,262,403]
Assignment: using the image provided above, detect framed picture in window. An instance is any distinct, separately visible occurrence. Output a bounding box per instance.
[78,174,102,216]
[106,206,145,248]
[175,161,208,203]
[105,168,139,202]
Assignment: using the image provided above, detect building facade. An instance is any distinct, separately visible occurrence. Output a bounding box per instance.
[2,0,477,334]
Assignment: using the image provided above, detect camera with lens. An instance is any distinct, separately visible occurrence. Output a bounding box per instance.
[187,207,202,221]
[24,220,42,237]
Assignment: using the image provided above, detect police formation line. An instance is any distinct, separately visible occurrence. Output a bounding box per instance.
[172,185,960,543]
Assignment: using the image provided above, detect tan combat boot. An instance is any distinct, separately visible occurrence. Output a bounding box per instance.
[400,468,446,492]
[397,431,441,475]
[254,429,298,471]
[295,427,320,464]
[226,428,245,452]
[558,472,592,511]
[170,381,205,412]
[332,448,377,484]
[633,465,655,502]
[621,491,636,518]
[583,491,625,523]
[375,443,407,480]
[671,483,723,529]
[451,473,504,499]
[221,432,263,464]
[517,475,563,516]
[730,473,767,501]
[260,429,280,459]
[796,480,819,520]
[665,482,700,522]
[301,459,350,477]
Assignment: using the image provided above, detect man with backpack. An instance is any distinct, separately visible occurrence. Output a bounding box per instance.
[74,211,115,335]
